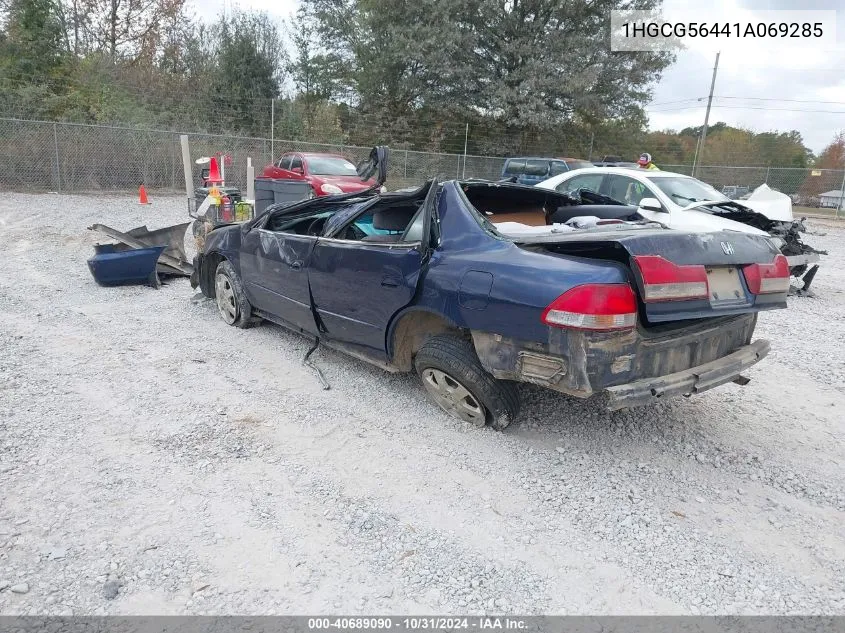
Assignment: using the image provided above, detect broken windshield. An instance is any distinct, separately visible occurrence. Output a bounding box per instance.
[650,176,729,205]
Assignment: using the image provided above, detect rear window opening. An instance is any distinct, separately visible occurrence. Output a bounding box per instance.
[459,182,643,235]
[523,160,550,177]
[503,160,526,176]
[461,182,564,226]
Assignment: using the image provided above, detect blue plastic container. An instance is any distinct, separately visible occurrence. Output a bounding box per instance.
[87,245,166,288]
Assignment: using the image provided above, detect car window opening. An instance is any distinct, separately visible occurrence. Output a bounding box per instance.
[330,184,432,243]
[266,209,336,235]
[307,156,359,177]
[650,176,729,205]
[336,200,424,242]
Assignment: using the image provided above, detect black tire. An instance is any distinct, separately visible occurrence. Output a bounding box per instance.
[414,334,520,430]
[213,260,260,328]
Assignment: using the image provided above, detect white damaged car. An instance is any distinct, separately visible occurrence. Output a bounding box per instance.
[536,167,825,292]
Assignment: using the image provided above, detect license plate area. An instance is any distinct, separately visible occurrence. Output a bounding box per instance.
[706,267,748,306]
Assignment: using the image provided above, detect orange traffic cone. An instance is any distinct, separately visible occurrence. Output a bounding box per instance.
[206,157,222,184]
[138,185,151,205]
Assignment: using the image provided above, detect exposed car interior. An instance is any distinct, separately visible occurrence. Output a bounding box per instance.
[335,199,425,242]
[263,185,428,243]
[264,180,645,244]
[462,182,551,225]
[265,209,335,235]
[461,182,640,228]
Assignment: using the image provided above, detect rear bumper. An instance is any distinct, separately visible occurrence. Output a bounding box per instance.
[604,339,769,409]
[471,314,765,407]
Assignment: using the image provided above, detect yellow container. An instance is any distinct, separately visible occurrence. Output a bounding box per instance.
[234,201,254,222]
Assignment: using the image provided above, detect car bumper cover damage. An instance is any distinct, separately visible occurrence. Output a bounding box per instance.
[604,339,769,409]
[472,315,767,409]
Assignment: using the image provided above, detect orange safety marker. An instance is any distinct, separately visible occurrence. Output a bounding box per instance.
[206,157,223,184]
[138,185,151,205]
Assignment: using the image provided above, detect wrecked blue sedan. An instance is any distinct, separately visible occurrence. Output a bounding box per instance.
[192,148,788,429]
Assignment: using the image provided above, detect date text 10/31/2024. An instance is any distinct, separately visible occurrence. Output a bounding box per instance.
[308,617,528,630]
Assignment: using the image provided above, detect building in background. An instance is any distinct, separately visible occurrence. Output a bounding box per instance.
[818,190,845,208]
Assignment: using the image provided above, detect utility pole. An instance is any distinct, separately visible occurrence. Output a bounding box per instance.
[462,123,469,179]
[692,52,720,178]
[270,99,275,161]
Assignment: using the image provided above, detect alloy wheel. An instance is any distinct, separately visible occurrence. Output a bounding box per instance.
[421,368,486,426]
[215,272,238,324]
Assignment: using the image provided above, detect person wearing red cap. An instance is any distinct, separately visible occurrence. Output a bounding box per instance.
[637,152,659,170]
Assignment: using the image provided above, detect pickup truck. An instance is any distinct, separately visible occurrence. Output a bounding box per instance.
[191,148,788,430]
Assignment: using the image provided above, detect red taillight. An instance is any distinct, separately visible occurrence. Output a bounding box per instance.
[541,284,637,331]
[743,254,790,294]
[633,255,709,302]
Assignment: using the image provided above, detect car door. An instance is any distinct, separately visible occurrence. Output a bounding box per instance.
[263,154,292,179]
[549,160,568,178]
[307,182,436,355]
[554,172,605,194]
[264,154,307,182]
[601,174,676,224]
[238,210,319,335]
[602,174,651,204]
[289,154,305,177]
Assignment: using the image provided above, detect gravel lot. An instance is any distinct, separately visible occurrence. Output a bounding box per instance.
[1,192,844,616]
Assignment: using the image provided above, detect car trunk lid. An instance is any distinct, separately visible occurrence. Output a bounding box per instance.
[516,228,787,324]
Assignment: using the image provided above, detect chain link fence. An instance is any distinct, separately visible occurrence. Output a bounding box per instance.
[0,118,506,194]
[1,118,843,216]
[664,164,845,211]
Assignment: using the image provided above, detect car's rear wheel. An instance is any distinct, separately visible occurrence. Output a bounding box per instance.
[414,334,520,430]
[214,260,259,328]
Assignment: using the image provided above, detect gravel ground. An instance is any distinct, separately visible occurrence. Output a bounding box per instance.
[1,193,844,616]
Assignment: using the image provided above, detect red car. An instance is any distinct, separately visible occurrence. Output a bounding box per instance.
[261,152,380,196]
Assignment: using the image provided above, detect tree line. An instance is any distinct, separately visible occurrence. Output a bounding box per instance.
[0,0,832,168]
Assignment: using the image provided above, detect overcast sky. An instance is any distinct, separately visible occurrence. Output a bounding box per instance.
[190,0,844,154]
[648,0,845,153]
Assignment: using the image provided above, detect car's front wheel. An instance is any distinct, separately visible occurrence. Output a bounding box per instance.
[214,260,259,328]
[414,334,520,430]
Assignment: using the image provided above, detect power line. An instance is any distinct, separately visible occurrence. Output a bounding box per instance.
[646,105,707,113]
[716,95,845,106]
[648,95,845,112]
[648,97,706,107]
[713,105,845,115]
[648,103,845,115]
